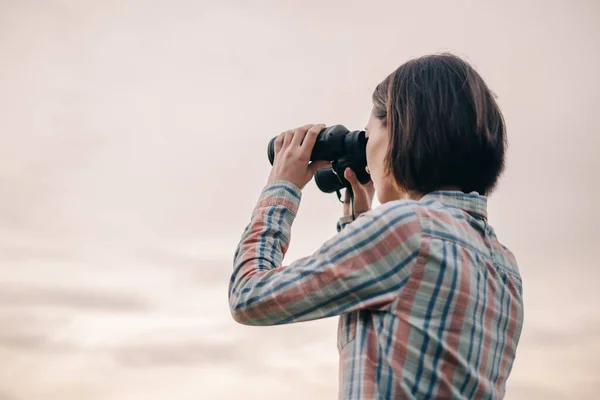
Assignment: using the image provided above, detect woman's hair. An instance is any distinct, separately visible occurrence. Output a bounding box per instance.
[372,53,507,196]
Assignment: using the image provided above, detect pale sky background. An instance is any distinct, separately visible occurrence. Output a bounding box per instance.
[0,0,599,399]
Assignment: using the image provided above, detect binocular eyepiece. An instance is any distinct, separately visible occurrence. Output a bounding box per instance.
[267,125,371,196]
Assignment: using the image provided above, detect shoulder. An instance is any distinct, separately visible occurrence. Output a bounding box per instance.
[365,198,432,223]
[356,200,424,243]
[488,226,521,277]
[363,199,420,219]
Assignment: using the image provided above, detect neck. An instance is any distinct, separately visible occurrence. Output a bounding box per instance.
[382,185,462,203]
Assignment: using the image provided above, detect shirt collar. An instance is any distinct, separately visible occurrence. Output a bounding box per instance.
[420,190,488,219]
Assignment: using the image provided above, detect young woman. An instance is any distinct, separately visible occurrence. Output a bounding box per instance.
[229,53,524,399]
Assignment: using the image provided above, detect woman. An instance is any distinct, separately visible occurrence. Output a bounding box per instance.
[229,53,524,399]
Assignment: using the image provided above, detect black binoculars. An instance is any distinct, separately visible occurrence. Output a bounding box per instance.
[267,125,371,197]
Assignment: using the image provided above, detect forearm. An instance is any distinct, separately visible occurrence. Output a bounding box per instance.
[229,180,301,325]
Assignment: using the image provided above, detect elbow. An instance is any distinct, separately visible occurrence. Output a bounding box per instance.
[228,287,257,326]
[228,267,261,326]
[229,296,275,326]
[229,303,251,325]
[228,267,278,326]
[230,306,282,326]
[229,304,265,326]
[229,280,249,325]
[228,288,246,325]
[230,309,245,325]
[229,294,248,325]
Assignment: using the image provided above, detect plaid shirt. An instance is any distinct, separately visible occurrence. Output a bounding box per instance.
[229,180,524,399]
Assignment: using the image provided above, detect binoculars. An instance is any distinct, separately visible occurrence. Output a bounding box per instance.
[267,125,371,197]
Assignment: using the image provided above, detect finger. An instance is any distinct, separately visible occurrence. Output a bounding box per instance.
[344,168,367,195]
[291,124,313,147]
[282,130,294,148]
[344,168,360,185]
[274,132,285,156]
[300,123,325,157]
[308,160,332,176]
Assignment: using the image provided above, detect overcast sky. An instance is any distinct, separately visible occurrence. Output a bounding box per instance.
[1,0,599,399]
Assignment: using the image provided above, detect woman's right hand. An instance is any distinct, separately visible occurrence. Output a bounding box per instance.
[342,167,375,218]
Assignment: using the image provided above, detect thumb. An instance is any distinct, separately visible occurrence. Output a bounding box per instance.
[344,168,365,193]
[344,167,359,185]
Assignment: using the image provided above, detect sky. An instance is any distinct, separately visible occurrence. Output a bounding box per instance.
[0,0,599,399]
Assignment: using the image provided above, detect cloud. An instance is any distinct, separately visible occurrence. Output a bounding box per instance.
[110,341,239,367]
[0,285,151,312]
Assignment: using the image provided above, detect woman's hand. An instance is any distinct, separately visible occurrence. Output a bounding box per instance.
[267,124,332,190]
[343,167,375,217]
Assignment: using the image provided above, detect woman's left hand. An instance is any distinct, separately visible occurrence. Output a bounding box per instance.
[267,124,332,190]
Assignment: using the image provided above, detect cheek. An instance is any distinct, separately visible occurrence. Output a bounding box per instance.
[365,141,380,185]
[365,141,374,172]
[366,136,384,173]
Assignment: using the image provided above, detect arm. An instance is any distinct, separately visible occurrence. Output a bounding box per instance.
[228,180,422,326]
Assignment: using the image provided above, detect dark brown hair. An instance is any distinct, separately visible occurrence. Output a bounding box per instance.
[372,53,507,196]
